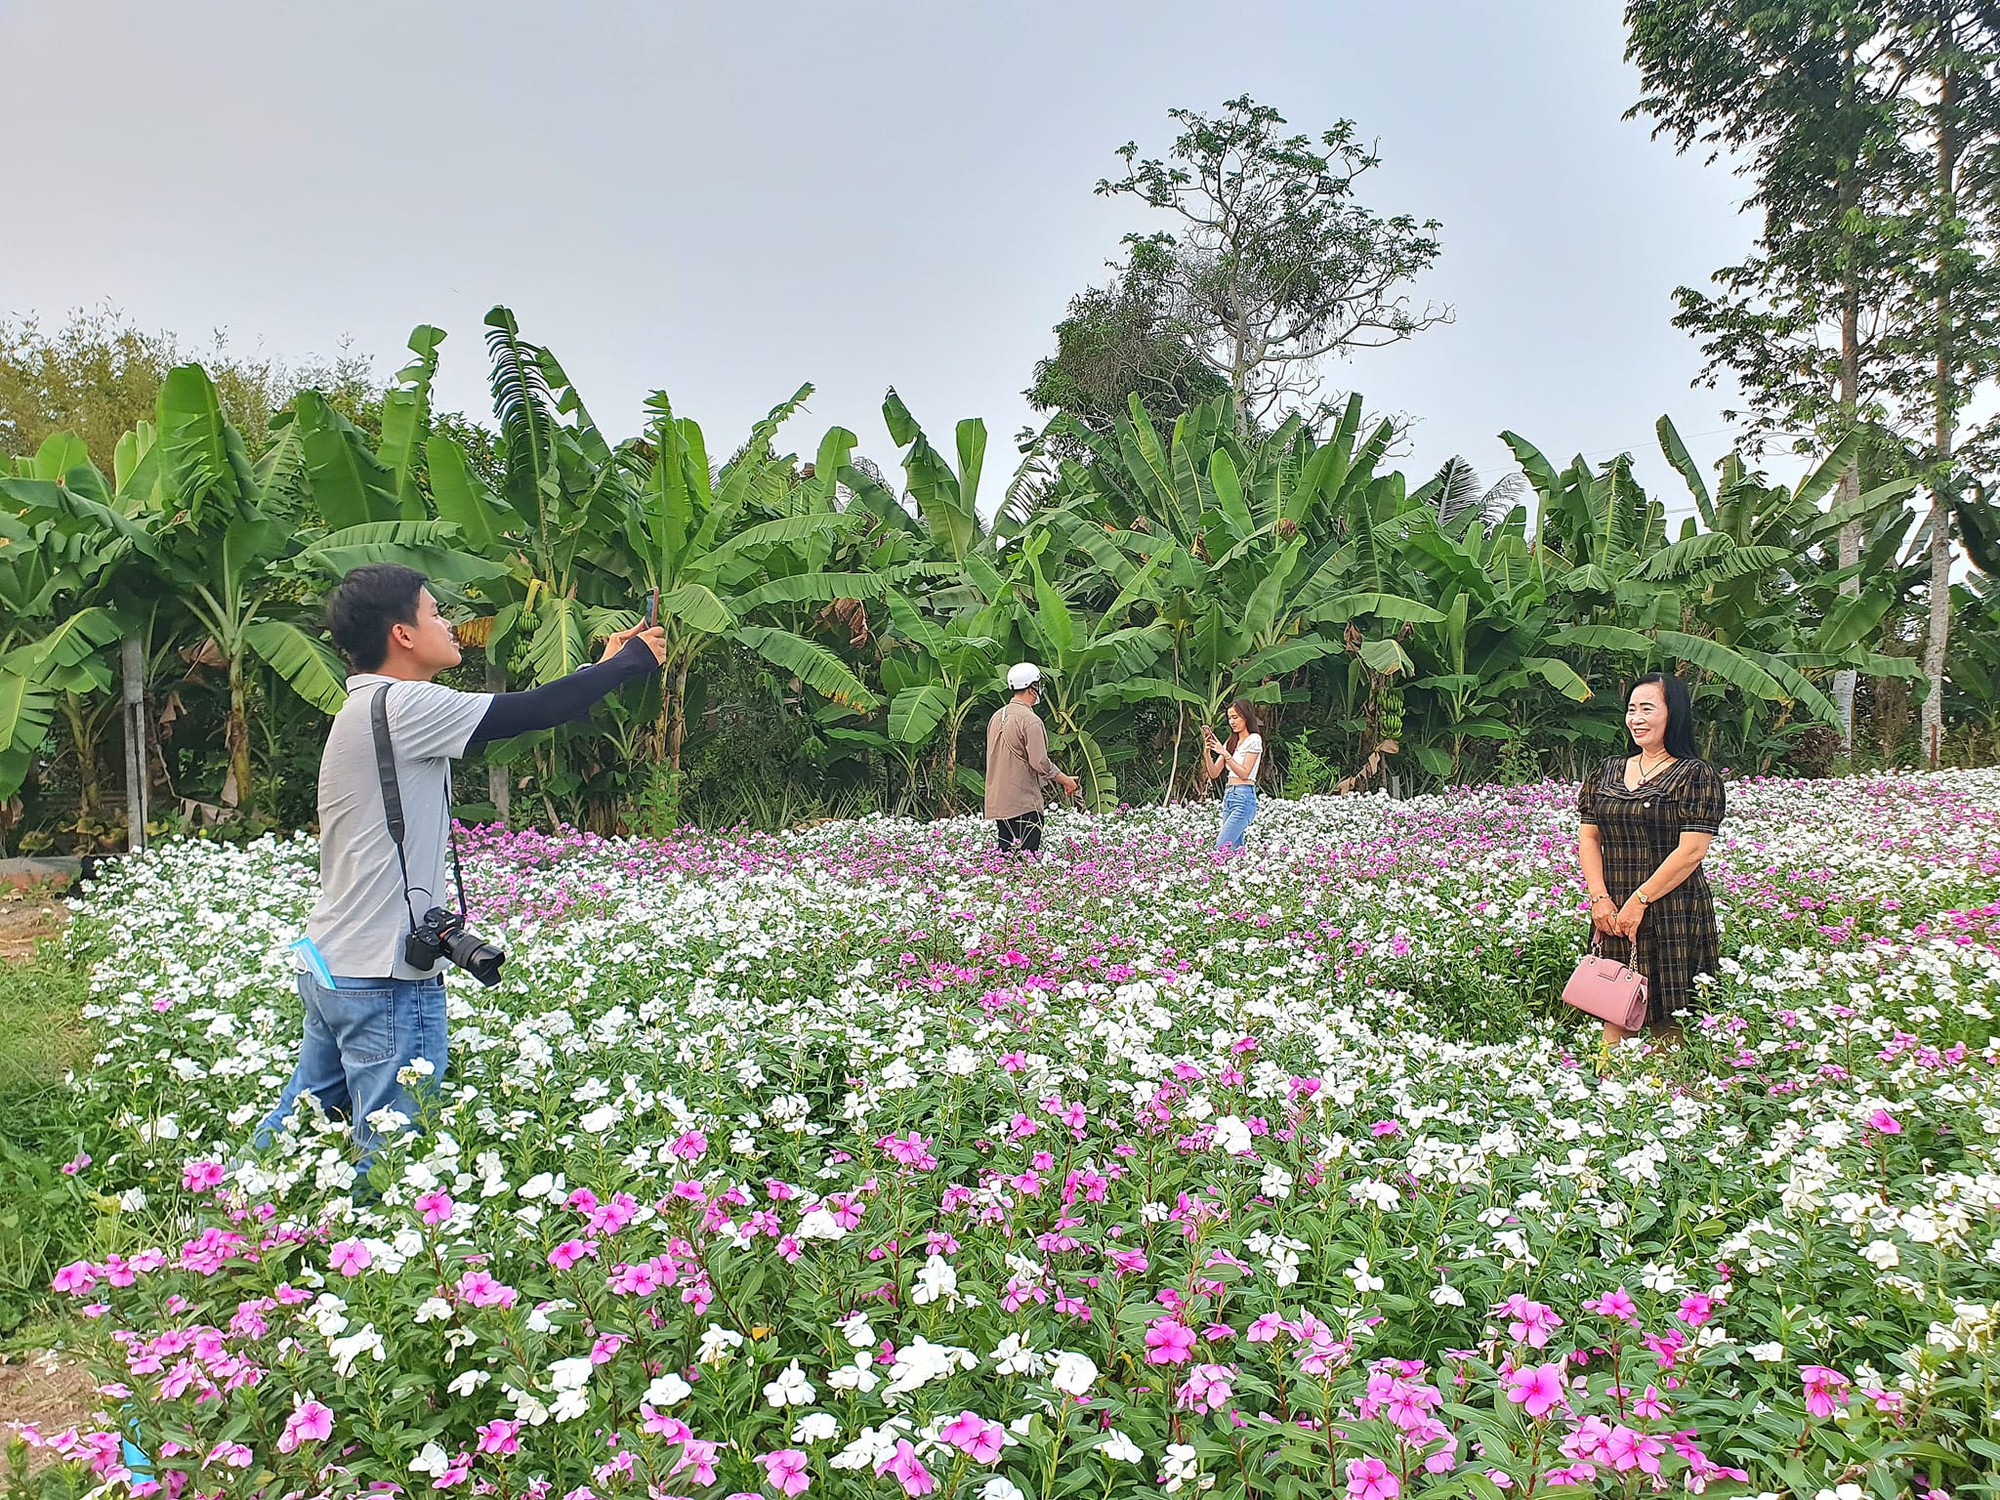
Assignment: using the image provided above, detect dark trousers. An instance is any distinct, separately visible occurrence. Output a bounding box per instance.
[996,810,1044,853]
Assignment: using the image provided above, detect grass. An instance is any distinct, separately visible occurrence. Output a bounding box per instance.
[0,933,94,1347]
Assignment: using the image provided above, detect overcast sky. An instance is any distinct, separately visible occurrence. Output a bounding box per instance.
[3,0,1768,525]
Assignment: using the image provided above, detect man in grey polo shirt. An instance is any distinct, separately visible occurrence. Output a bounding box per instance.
[257,564,665,1170]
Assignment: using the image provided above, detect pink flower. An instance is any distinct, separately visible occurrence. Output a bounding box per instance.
[328,1239,372,1277]
[1369,1119,1401,1137]
[414,1190,455,1225]
[1346,1456,1401,1500]
[671,1439,720,1486]
[277,1396,333,1453]
[1144,1316,1197,1366]
[1496,1294,1563,1348]
[476,1419,522,1455]
[1631,1384,1670,1420]
[1801,1364,1850,1419]
[1581,1286,1638,1323]
[61,1153,89,1175]
[205,1440,254,1468]
[180,1160,226,1193]
[1866,1108,1903,1134]
[1677,1293,1714,1328]
[757,1447,811,1496]
[875,1441,934,1496]
[457,1269,518,1308]
[1603,1424,1665,1475]
[938,1412,1005,1463]
[1503,1362,1567,1419]
[51,1261,97,1295]
[548,1238,598,1271]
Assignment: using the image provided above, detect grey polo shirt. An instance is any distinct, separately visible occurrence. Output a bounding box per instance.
[304,675,493,980]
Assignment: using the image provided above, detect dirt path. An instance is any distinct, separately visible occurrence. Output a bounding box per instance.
[0,1349,103,1473]
[0,886,68,961]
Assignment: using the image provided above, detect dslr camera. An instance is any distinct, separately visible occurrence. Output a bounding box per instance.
[406,906,506,987]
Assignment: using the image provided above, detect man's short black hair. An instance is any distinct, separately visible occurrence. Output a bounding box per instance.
[326,564,429,672]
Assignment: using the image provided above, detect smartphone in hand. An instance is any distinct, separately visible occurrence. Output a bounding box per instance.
[644,588,659,628]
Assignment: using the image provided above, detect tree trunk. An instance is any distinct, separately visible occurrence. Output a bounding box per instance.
[122,634,146,852]
[61,696,101,820]
[223,657,254,818]
[664,661,690,777]
[1921,66,1959,771]
[485,657,510,825]
[1832,138,1863,756]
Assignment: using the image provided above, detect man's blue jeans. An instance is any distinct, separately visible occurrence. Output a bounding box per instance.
[1217,784,1258,851]
[255,970,447,1167]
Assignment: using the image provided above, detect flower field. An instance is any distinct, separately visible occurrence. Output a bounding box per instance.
[26,771,2000,1498]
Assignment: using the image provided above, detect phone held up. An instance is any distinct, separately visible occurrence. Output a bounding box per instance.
[644,588,659,629]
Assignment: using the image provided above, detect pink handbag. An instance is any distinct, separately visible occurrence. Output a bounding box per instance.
[1561,937,1649,1031]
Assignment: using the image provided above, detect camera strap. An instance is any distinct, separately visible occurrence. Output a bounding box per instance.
[369,684,470,928]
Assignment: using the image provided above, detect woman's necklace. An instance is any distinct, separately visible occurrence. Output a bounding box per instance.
[1637,749,1675,782]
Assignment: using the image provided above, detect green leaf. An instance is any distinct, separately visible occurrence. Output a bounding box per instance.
[735,625,881,711]
[1310,592,1448,625]
[522,596,594,683]
[1357,636,1414,675]
[0,671,56,800]
[888,684,952,744]
[426,436,513,556]
[1524,655,1592,701]
[244,619,349,714]
[658,584,735,636]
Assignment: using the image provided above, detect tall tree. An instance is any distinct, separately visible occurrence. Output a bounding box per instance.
[1026,234,1231,448]
[1626,0,1911,753]
[1878,0,2000,765]
[1094,95,1450,435]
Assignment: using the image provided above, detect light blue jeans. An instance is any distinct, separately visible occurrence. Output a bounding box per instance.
[1217,784,1257,851]
[255,970,447,1168]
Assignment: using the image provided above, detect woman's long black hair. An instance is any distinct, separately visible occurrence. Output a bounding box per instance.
[1625,672,1699,759]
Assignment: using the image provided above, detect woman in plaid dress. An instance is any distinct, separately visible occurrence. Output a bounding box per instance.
[1576,673,1726,1047]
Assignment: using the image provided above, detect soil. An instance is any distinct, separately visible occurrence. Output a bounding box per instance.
[0,887,68,962]
[0,1349,105,1473]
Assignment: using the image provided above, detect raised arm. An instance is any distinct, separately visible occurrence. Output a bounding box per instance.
[468,632,662,749]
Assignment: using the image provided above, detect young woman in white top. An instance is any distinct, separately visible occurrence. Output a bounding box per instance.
[1203,698,1264,852]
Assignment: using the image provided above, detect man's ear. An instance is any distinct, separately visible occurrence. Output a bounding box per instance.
[388,619,415,652]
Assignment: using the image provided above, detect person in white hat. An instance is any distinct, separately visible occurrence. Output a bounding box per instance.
[983,662,1078,852]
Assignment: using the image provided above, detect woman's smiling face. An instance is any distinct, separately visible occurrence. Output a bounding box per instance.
[1627,681,1669,752]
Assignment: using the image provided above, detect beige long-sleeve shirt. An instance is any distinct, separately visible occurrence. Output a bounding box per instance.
[984,701,1062,819]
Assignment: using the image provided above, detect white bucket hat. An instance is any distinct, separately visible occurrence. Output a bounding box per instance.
[1006,662,1042,691]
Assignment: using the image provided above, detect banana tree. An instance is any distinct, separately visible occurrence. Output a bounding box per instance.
[873,592,1000,814]
[622,389,882,777]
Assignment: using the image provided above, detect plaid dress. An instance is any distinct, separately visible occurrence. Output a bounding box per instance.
[1577,755,1726,1024]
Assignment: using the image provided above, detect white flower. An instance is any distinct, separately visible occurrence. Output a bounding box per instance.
[1161,1443,1200,1493]
[1748,1341,1787,1363]
[980,1479,1027,1500]
[1861,1239,1901,1270]
[1212,1114,1254,1154]
[503,1383,550,1426]
[991,1332,1041,1376]
[911,1253,959,1306]
[1100,1429,1143,1463]
[550,1385,589,1423]
[328,1324,385,1377]
[793,1410,840,1444]
[1048,1350,1098,1395]
[1640,1261,1681,1294]
[1345,1256,1385,1293]
[548,1356,594,1391]
[413,1297,454,1323]
[1259,1163,1293,1199]
[838,1312,876,1349]
[410,1442,450,1477]
[697,1324,746,1364]
[644,1372,692,1407]
[763,1359,817,1407]
[447,1370,490,1396]
[827,1352,879,1393]
[1431,1278,1466,1307]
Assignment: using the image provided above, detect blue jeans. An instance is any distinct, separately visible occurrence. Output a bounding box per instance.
[1218,784,1257,851]
[255,971,447,1167]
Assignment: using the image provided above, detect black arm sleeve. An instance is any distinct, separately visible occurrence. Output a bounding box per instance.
[467,637,657,749]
